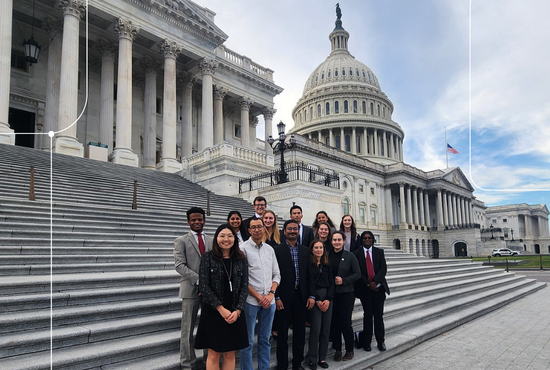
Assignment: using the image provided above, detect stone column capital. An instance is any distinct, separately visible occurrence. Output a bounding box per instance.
[198,58,218,76]
[57,0,86,18]
[160,39,182,59]
[96,38,117,58]
[43,17,63,36]
[140,55,161,72]
[251,116,259,128]
[214,85,227,100]
[262,107,276,119]
[114,18,140,41]
[178,71,196,88]
[238,97,253,110]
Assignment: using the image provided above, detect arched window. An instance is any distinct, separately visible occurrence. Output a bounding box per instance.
[325,102,330,115]
[377,105,380,116]
[370,102,374,115]
[383,106,386,117]
[345,135,351,152]
[349,69,353,76]
[304,109,307,121]
[356,69,360,77]
[362,101,366,113]
[342,198,351,216]
[353,100,358,113]
[328,70,331,78]
[310,107,313,120]
[317,104,321,117]
[335,101,339,114]
[321,73,325,80]
[335,70,338,77]
[356,134,361,153]
[342,69,346,76]
[362,70,366,78]
[370,206,377,226]
[335,135,341,150]
[344,101,348,113]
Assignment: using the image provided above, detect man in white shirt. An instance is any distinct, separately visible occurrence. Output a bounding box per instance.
[240,217,281,370]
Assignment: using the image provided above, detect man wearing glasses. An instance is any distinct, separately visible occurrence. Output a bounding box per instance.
[244,196,268,232]
[240,217,281,370]
[352,230,390,352]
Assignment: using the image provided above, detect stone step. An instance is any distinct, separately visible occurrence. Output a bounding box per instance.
[0,261,174,276]
[0,254,172,265]
[0,246,174,255]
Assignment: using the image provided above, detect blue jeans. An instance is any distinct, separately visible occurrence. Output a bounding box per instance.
[240,302,276,370]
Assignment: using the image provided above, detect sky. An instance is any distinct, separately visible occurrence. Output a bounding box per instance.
[196,0,550,208]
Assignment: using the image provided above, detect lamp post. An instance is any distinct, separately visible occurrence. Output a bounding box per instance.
[490,224,495,239]
[23,0,41,65]
[511,228,514,241]
[267,121,296,184]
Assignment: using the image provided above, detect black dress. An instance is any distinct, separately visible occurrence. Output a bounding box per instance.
[194,258,248,352]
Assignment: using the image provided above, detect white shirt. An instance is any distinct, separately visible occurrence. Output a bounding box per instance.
[241,237,281,306]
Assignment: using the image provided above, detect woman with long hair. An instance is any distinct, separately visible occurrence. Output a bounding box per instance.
[339,215,361,252]
[195,224,249,370]
[328,231,361,362]
[312,211,337,234]
[261,209,281,247]
[314,222,333,252]
[227,210,248,244]
[306,240,335,369]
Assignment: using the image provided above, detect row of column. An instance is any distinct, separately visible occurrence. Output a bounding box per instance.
[435,188,473,229]
[0,2,276,171]
[306,127,403,161]
[397,183,432,227]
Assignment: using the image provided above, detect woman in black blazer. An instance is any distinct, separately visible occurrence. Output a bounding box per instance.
[339,215,361,252]
[328,231,361,362]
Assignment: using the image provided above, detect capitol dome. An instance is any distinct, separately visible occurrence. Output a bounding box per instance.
[290,9,404,165]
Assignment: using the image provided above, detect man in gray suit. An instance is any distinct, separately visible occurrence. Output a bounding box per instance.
[174,207,212,369]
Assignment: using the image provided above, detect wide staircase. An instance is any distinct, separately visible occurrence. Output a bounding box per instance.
[0,143,546,370]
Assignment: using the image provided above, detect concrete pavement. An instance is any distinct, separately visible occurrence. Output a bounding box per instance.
[371,271,549,370]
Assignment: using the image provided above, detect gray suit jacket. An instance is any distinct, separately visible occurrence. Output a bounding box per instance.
[174,231,213,298]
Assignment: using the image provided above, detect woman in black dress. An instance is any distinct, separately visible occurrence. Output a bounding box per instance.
[195,224,249,370]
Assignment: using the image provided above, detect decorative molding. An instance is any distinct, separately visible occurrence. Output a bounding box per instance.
[160,39,182,59]
[57,0,86,19]
[262,107,276,119]
[43,17,63,36]
[198,58,218,75]
[238,97,253,110]
[213,85,227,100]
[179,71,196,88]
[114,18,140,41]
[96,38,116,58]
[140,55,162,72]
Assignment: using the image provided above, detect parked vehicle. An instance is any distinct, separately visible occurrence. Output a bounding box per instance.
[492,248,521,257]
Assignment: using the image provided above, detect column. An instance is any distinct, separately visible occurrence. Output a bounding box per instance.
[437,188,444,228]
[0,0,15,144]
[419,188,425,227]
[329,128,334,147]
[382,130,387,157]
[389,133,395,159]
[53,0,86,156]
[95,38,116,154]
[263,107,276,154]
[399,138,403,161]
[363,128,368,155]
[110,18,140,166]
[412,186,419,226]
[198,58,217,150]
[406,185,413,226]
[442,191,449,227]
[453,194,459,228]
[340,127,344,150]
[213,86,226,145]
[399,182,406,227]
[448,193,455,227]
[459,196,465,227]
[141,56,160,169]
[180,72,195,158]
[238,97,253,148]
[374,129,378,155]
[351,127,357,154]
[385,185,393,227]
[466,199,472,226]
[524,214,531,237]
[424,190,431,227]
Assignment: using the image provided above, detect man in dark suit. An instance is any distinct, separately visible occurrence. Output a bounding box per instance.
[273,219,310,370]
[352,230,390,352]
[174,207,213,369]
[289,205,314,248]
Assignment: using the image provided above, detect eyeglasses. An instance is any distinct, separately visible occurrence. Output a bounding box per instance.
[254,203,266,207]
[249,226,264,230]
[286,227,299,231]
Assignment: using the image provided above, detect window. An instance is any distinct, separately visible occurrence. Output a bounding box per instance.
[377,105,380,116]
[317,104,321,117]
[234,124,241,138]
[356,69,360,77]
[335,101,339,114]
[335,135,341,150]
[362,101,366,113]
[325,102,330,115]
[342,69,345,76]
[360,208,365,224]
[342,198,350,215]
[156,98,163,114]
[503,218,508,223]
[371,209,377,225]
[345,135,351,152]
[328,70,331,77]
[370,102,374,115]
[356,134,361,153]
[370,187,375,196]
[310,107,313,120]
[335,70,338,77]
[492,219,497,224]
[353,100,358,113]
[344,101,348,113]
[322,73,325,80]
[349,69,353,76]
[325,136,330,145]
[359,184,364,193]
[304,110,307,121]
[11,50,28,72]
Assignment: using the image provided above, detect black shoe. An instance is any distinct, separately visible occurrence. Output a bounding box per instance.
[334,351,342,361]
[364,344,372,352]
[293,366,306,370]
[317,361,329,369]
[377,342,386,351]
[308,361,317,370]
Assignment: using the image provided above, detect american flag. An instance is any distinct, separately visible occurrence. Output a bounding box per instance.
[447,143,459,154]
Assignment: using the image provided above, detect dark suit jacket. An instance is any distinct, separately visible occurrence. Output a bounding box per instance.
[279,224,314,249]
[353,246,390,297]
[273,242,310,305]
[329,249,361,294]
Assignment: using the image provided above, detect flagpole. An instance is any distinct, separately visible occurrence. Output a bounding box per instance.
[445,126,448,168]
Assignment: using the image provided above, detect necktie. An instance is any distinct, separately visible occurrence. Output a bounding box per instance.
[366,249,375,281]
[198,233,205,255]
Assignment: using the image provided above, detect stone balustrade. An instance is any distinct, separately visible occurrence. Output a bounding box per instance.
[182,142,271,169]
[216,45,274,82]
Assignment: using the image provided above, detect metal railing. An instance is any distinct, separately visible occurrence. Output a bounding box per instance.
[238,164,340,193]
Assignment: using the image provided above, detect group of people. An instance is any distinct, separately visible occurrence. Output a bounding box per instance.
[174,197,390,370]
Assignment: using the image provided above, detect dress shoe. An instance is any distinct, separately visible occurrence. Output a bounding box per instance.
[333,351,342,361]
[342,351,354,361]
[364,344,372,352]
[293,366,306,370]
[308,361,317,370]
[317,361,329,369]
[377,343,386,351]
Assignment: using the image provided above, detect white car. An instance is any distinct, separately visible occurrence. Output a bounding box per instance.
[492,248,521,257]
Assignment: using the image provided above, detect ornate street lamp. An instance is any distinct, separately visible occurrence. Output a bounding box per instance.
[23,0,41,65]
[268,121,296,184]
[511,228,514,241]
[490,224,495,239]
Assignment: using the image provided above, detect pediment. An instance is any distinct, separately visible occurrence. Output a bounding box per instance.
[441,167,474,191]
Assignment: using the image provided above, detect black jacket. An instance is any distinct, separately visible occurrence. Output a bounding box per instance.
[329,249,361,294]
[352,246,390,297]
[273,242,310,304]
